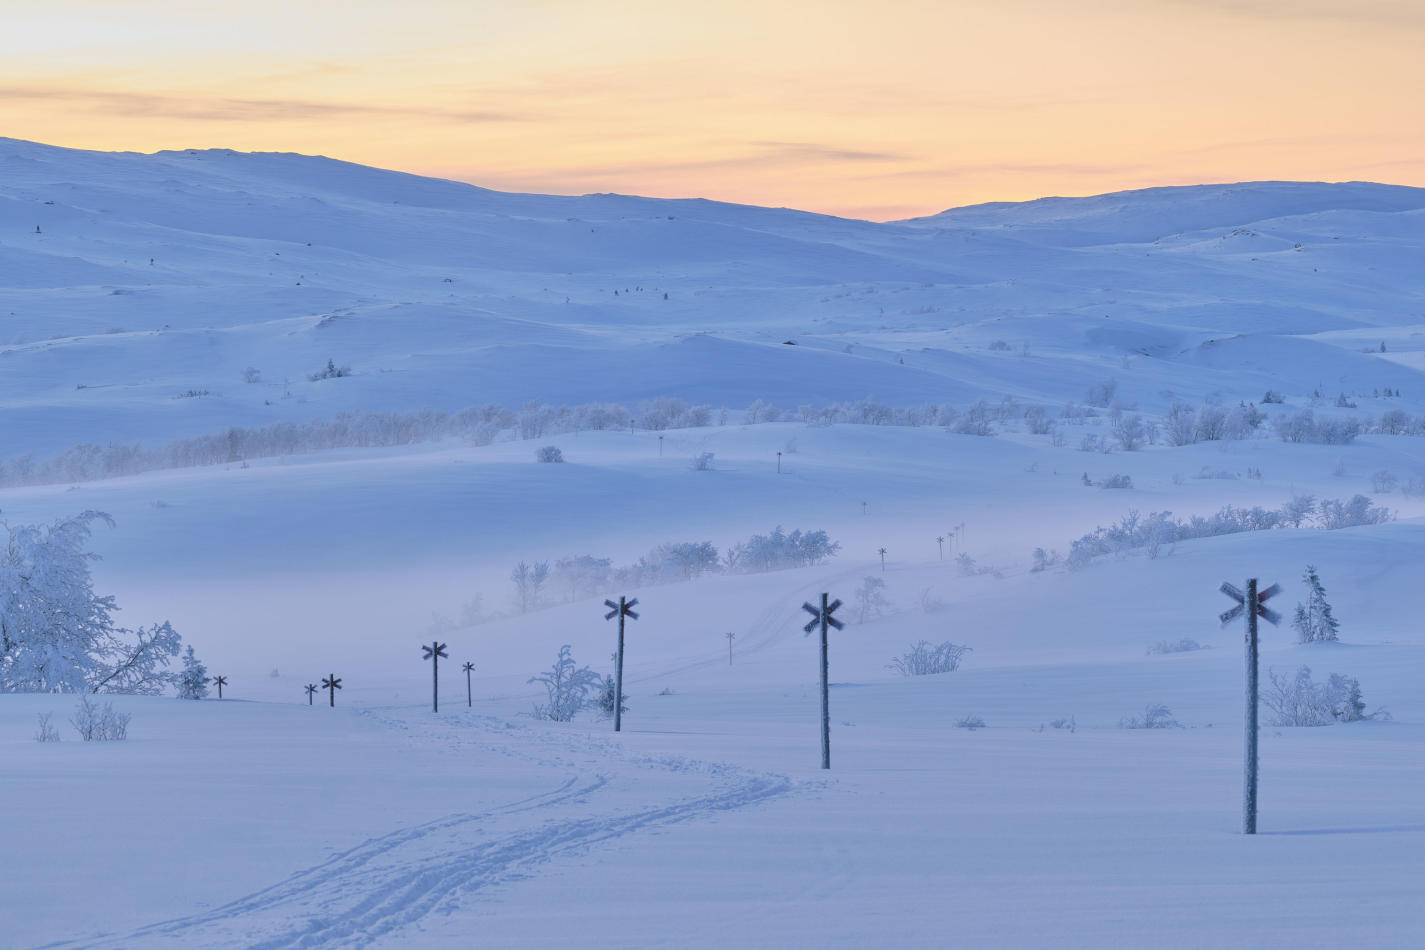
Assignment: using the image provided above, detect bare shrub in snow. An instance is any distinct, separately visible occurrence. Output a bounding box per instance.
[534,445,564,463]
[1024,406,1055,435]
[1402,476,1425,498]
[70,696,130,741]
[34,713,60,743]
[1119,703,1181,729]
[1275,410,1361,444]
[1085,378,1117,408]
[690,452,715,471]
[242,366,261,384]
[1100,474,1133,489]
[1147,638,1208,655]
[1369,469,1397,493]
[956,715,986,730]
[528,645,601,722]
[1111,414,1144,450]
[1030,547,1061,572]
[1317,495,1390,530]
[888,640,971,676]
[1048,716,1077,733]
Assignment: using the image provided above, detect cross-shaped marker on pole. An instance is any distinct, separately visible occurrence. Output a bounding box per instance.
[305,683,318,705]
[725,631,735,665]
[1220,578,1281,835]
[210,675,227,699]
[802,593,844,769]
[605,596,639,732]
[322,674,342,707]
[422,641,448,712]
[462,661,474,707]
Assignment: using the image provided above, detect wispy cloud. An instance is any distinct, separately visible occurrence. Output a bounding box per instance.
[0,85,529,123]
[858,161,1153,182]
[1160,0,1425,29]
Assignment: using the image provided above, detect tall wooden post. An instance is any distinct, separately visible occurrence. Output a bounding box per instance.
[463,661,474,707]
[802,594,842,770]
[1244,577,1259,835]
[615,598,627,733]
[819,592,831,770]
[605,597,638,732]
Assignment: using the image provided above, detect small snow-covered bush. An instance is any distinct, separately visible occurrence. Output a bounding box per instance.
[1147,639,1208,655]
[690,452,715,471]
[1119,703,1181,729]
[1100,474,1133,489]
[308,358,351,381]
[888,640,971,676]
[528,645,601,722]
[1262,666,1383,726]
[596,674,628,719]
[1317,495,1390,530]
[34,712,61,743]
[956,715,986,730]
[535,445,564,463]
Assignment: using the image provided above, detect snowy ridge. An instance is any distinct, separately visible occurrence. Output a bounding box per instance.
[3,139,1425,454]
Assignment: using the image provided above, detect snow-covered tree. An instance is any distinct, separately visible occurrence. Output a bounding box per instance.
[528,645,601,721]
[2,511,188,694]
[176,645,209,700]
[854,576,890,622]
[1292,565,1340,643]
[1,511,119,692]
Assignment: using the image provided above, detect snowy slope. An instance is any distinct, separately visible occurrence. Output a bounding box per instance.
[7,141,1425,949]
[4,139,1425,456]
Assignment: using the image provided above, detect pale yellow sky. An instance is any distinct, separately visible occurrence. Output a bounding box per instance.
[3,0,1422,219]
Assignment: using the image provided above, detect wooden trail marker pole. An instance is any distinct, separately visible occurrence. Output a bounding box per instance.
[322,674,342,707]
[211,675,227,699]
[802,593,844,769]
[777,451,782,473]
[878,547,887,572]
[1219,578,1281,835]
[604,596,639,732]
[726,631,735,665]
[936,536,945,560]
[422,641,448,712]
[463,661,474,707]
[305,683,318,705]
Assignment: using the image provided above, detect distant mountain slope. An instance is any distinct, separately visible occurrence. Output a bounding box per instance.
[3,138,1424,453]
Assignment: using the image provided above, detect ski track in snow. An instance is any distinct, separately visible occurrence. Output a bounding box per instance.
[36,716,794,950]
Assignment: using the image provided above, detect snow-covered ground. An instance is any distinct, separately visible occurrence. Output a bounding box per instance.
[4,141,1425,948]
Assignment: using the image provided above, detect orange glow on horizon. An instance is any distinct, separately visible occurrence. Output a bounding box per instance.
[3,0,1423,220]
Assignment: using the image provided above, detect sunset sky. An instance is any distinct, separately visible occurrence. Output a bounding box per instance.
[4,0,1422,220]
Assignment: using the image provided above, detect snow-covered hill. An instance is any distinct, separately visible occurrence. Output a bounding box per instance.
[4,138,1425,456]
